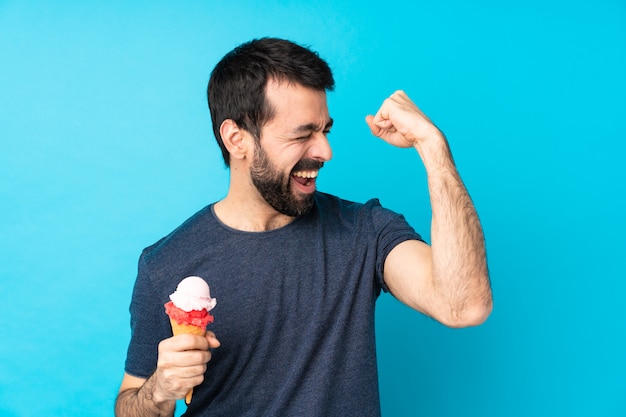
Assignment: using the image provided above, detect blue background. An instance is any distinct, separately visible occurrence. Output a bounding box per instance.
[1,1,624,416]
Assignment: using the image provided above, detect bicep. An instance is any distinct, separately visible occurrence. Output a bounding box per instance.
[383,239,436,317]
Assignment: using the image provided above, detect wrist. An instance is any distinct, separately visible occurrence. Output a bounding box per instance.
[139,376,176,416]
[413,131,455,173]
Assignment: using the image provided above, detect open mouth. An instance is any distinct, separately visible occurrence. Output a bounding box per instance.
[291,170,318,187]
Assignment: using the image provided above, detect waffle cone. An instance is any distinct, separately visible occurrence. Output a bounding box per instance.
[168,318,206,404]
[169,318,207,336]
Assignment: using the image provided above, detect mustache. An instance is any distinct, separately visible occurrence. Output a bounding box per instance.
[292,159,324,172]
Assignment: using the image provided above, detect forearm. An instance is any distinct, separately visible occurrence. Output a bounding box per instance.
[115,374,176,417]
[417,135,492,326]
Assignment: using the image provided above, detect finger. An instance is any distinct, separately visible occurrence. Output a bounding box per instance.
[158,349,212,373]
[177,349,213,366]
[205,331,221,348]
[162,360,207,381]
[179,360,209,378]
[372,109,388,126]
[376,119,394,130]
[176,334,211,350]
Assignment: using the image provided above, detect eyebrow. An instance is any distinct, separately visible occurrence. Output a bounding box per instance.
[291,118,334,135]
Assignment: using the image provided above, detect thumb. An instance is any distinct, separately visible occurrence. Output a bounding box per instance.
[206,331,221,348]
[365,115,382,137]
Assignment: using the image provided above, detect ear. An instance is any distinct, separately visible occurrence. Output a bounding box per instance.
[220,119,249,161]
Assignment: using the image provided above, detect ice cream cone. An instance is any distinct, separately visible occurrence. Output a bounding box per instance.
[165,276,217,406]
[169,318,206,404]
[169,319,207,337]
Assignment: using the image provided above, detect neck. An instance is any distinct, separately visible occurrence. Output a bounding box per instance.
[214,193,296,232]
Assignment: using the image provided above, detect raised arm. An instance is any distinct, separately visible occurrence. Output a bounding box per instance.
[366,90,492,328]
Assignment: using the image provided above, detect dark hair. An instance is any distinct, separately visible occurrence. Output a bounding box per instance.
[207,37,335,166]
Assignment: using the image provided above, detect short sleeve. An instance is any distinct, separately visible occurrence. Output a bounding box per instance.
[124,252,171,378]
[366,199,424,293]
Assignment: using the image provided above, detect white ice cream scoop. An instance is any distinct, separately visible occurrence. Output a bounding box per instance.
[169,276,217,312]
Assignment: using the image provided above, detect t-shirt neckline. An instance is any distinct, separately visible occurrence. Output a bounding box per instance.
[209,203,309,236]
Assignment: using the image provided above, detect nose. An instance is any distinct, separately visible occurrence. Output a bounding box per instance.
[309,132,333,162]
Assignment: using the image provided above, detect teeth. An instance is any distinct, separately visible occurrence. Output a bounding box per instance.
[293,171,318,179]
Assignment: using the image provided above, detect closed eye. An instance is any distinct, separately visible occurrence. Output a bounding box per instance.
[297,130,330,141]
[292,118,333,140]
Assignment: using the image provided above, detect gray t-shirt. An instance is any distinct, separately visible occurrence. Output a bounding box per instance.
[125,192,422,416]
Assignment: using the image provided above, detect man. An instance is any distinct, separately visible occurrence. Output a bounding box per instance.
[115,37,492,417]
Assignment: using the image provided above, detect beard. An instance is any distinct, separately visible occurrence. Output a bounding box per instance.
[250,142,322,217]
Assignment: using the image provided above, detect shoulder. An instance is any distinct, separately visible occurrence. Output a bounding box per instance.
[314,192,384,215]
[139,204,216,271]
[314,192,402,226]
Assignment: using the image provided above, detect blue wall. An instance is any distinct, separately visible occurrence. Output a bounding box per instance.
[1,1,624,416]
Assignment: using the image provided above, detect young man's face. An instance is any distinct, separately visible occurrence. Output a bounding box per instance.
[250,80,333,217]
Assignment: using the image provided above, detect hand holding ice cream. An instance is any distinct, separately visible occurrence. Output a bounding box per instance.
[164,276,217,404]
